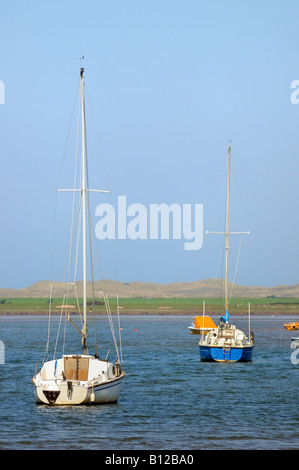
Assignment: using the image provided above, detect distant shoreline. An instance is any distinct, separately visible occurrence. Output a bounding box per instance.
[0,309,298,316]
[1,292,299,317]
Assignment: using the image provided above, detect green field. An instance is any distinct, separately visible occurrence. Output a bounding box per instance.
[0,296,299,315]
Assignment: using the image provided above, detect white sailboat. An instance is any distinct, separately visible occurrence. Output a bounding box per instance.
[198,144,254,362]
[33,67,125,404]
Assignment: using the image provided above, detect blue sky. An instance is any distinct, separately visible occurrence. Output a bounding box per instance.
[0,0,299,289]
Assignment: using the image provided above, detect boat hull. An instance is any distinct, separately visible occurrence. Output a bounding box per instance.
[34,375,124,405]
[33,355,125,405]
[199,345,254,362]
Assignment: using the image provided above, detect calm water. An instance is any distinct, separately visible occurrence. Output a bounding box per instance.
[0,314,298,450]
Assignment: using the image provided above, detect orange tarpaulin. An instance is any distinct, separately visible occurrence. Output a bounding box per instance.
[194,316,217,329]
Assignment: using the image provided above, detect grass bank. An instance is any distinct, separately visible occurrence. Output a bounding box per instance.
[0,297,299,315]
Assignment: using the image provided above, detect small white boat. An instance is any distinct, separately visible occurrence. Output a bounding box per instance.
[188,301,217,334]
[291,337,299,348]
[33,67,125,405]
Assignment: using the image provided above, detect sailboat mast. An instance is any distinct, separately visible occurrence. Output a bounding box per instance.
[225,144,231,313]
[80,67,88,353]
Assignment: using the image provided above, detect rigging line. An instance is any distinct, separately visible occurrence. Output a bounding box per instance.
[87,205,122,359]
[62,306,68,356]
[208,204,227,310]
[54,294,66,359]
[86,84,121,302]
[85,85,111,190]
[83,115,98,352]
[81,88,95,342]
[64,116,83,327]
[74,282,81,316]
[86,200,111,344]
[70,207,84,329]
[65,93,81,287]
[47,180,60,359]
[216,236,225,310]
[56,81,80,191]
[72,199,82,287]
[73,200,82,283]
[88,214,105,292]
[229,234,244,303]
[86,191,99,355]
[54,98,81,334]
[85,84,122,358]
[104,293,120,362]
[109,303,120,361]
[43,283,53,363]
[64,199,83,326]
[117,294,122,363]
[89,213,122,356]
[228,238,236,300]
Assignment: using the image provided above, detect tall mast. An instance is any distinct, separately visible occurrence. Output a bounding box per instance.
[225,144,231,314]
[206,144,248,323]
[59,67,110,351]
[80,67,88,353]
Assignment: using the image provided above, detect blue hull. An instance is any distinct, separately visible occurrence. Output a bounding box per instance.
[199,345,253,362]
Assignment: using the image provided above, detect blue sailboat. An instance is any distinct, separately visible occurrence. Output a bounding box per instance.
[198,145,254,362]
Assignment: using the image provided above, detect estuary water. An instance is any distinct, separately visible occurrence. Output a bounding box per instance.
[0,314,298,450]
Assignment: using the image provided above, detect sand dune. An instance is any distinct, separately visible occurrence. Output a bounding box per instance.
[1,278,299,298]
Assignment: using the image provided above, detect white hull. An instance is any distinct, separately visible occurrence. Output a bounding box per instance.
[33,355,125,405]
[188,326,215,335]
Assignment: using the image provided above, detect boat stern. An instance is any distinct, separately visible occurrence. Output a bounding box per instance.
[198,323,254,362]
[33,355,125,405]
